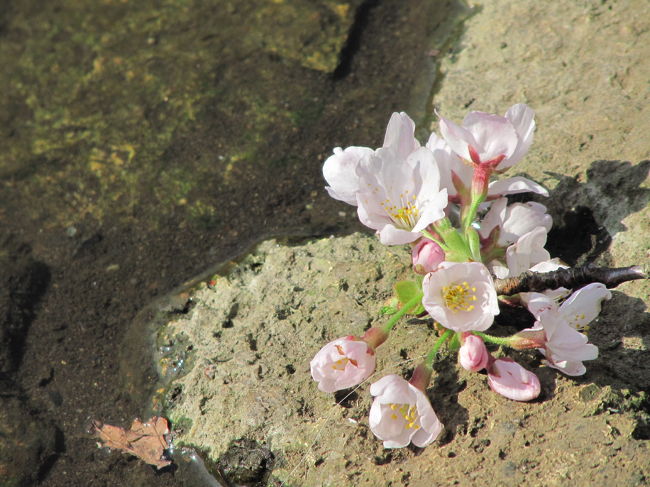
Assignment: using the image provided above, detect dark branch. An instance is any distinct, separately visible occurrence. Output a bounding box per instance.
[494,264,647,296]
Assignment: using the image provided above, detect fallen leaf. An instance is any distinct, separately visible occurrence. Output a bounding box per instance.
[91,416,172,469]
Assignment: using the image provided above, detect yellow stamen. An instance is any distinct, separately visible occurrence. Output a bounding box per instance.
[330,345,358,370]
[387,403,421,430]
[442,281,477,313]
[379,188,420,229]
[569,313,588,331]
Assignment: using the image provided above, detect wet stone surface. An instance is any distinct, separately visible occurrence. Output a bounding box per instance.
[0,0,461,485]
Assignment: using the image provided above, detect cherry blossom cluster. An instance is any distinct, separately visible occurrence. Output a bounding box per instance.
[310,104,618,449]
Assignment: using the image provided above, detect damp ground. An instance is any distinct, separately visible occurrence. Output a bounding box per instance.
[0,0,469,485]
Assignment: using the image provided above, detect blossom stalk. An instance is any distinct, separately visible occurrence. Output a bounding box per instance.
[382,292,423,333]
[424,329,454,369]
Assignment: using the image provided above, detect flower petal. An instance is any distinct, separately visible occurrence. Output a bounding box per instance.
[503,103,535,168]
[487,358,541,401]
[463,111,518,162]
[438,114,476,161]
[323,146,374,205]
[382,112,420,161]
[488,176,549,197]
[559,283,612,330]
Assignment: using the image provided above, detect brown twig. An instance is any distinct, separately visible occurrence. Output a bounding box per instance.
[494,264,647,296]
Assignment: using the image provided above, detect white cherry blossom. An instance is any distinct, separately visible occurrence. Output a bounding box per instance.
[480,197,553,246]
[422,262,499,332]
[322,112,420,206]
[310,336,376,392]
[516,284,611,376]
[356,146,448,245]
[425,132,547,201]
[438,103,535,171]
[369,375,443,448]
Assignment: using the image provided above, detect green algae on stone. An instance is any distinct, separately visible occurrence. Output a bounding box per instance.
[245,0,365,73]
[0,0,360,229]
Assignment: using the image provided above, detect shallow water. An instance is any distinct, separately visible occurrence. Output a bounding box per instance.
[0,0,470,485]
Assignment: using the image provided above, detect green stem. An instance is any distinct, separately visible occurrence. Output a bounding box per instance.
[471,331,514,347]
[420,229,449,252]
[461,195,484,232]
[382,292,423,333]
[424,329,454,369]
[433,218,472,261]
[465,226,483,262]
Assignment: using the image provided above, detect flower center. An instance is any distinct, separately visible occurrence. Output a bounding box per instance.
[381,190,419,230]
[568,312,589,331]
[331,344,359,371]
[388,403,420,430]
[442,281,477,313]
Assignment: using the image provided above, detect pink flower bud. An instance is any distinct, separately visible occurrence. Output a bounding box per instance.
[310,336,376,393]
[412,239,445,274]
[487,358,541,401]
[458,333,489,372]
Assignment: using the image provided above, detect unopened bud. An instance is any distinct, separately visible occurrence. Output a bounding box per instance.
[412,239,445,274]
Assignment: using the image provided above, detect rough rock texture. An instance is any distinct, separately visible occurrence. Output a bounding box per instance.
[161,233,648,486]
[156,1,650,485]
[431,0,649,302]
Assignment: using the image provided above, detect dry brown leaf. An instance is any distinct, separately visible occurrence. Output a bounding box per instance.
[91,416,172,469]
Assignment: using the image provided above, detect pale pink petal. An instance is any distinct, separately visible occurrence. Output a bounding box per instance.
[522,292,558,318]
[540,353,588,377]
[559,283,612,330]
[488,176,549,197]
[438,114,476,161]
[411,392,444,447]
[505,226,551,276]
[480,199,551,248]
[503,104,535,168]
[378,224,420,245]
[528,259,567,273]
[383,112,420,161]
[323,146,374,205]
[487,358,541,401]
[463,111,518,162]
[478,197,508,239]
[426,132,471,197]
[501,202,552,244]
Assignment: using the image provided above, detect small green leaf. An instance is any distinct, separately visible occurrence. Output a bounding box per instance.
[394,280,425,315]
[395,280,419,304]
[380,305,398,316]
[380,297,399,315]
[466,227,482,262]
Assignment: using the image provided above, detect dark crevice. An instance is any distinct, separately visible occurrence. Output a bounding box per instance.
[332,0,380,80]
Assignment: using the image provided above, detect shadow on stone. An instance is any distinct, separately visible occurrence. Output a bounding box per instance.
[216,438,275,487]
[543,159,649,265]
[0,234,50,376]
[430,355,468,445]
